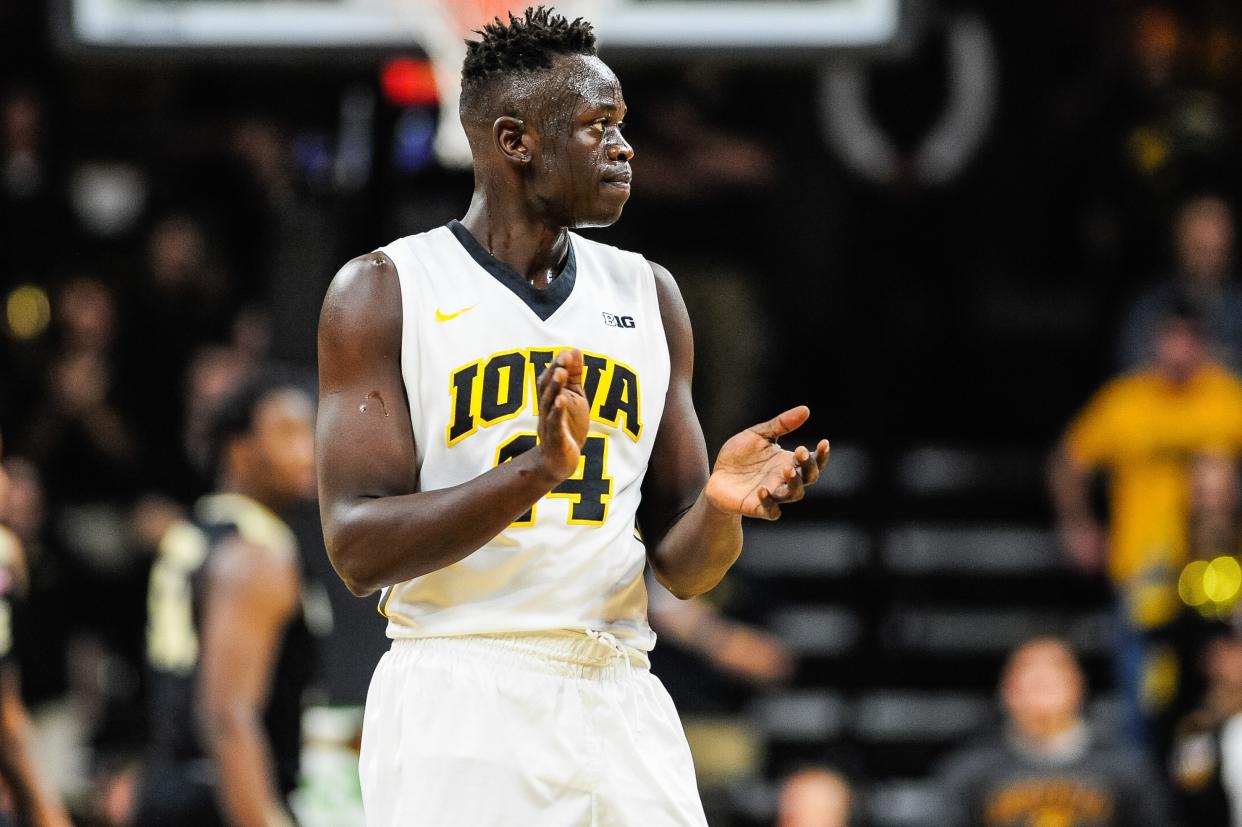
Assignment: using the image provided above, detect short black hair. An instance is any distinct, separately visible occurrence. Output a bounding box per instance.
[203,368,310,483]
[460,6,597,118]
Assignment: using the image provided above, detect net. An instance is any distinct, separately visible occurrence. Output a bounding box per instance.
[399,0,606,168]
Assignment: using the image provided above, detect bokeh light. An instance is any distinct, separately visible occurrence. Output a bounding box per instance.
[381,57,438,108]
[1178,560,1210,607]
[1203,556,1242,604]
[5,285,51,340]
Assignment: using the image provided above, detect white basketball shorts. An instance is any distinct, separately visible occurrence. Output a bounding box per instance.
[359,631,709,827]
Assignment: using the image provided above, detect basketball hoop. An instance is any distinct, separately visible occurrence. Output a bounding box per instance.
[395,0,609,169]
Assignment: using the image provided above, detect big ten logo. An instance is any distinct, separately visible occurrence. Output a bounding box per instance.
[602,312,636,328]
[446,348,643,447]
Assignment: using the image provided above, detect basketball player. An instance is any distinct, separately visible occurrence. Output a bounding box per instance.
[316,8,829,824]
[136,374,319,827]
[0,435,71,827]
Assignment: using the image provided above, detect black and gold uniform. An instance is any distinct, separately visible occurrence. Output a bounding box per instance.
[0,528,19,676]
[1170,711,1234,826]
[135,493,321,826]
[937,726,1173,827]
[0,527,20,827]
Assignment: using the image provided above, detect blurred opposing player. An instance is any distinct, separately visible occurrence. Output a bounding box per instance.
[317,7,829,823]
[0,435,71,827]
[136,374,319,827]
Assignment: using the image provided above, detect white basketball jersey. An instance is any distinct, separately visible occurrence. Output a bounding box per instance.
[374,221,670,651]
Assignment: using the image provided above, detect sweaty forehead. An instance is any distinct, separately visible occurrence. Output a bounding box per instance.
[550,54,624,113]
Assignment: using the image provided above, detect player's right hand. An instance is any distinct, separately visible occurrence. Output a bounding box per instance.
[535,348,589,483]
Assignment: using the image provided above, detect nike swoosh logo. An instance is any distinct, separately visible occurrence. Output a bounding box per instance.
[435,305,476,322]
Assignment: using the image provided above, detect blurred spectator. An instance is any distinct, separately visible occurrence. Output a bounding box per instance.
[937,637,1172,827]
[648,579,794,690]
[1050,299,1242,742]
[776,766,852,827]
[25,277,141,505]
[1169,633,1242,826]
[0,86,64,281]
[182,312,273,475]
[2,87,44,203]
[20,277,147,684]
[1150,455,1242,759]
[120,215,237,500]
[1119,196,1242,371]
[1101,5,1241,280]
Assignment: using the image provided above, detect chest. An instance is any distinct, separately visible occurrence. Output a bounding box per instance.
[980,772,1118,827]
[1110,390,1241,462]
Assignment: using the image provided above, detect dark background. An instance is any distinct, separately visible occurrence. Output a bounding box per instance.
[3,0,1240,824]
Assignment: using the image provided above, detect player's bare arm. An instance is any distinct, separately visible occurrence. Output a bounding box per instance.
[317,253,588,596]
[0,523,70,827]
[1047,444,1106,571]
[0,664,72,827]
[639,262,829,599]
[197,537,299,827]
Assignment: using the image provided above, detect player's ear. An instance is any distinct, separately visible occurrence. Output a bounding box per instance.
[493,116,532,168]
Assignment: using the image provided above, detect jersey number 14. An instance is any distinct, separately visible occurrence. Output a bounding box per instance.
[495,433,612,526]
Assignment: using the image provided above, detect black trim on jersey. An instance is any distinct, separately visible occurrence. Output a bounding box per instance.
[447,219,577,322]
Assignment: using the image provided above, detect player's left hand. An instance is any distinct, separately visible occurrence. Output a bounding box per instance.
[704,406,829,521]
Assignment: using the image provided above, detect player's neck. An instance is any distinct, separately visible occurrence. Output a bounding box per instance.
[460,193,570,289]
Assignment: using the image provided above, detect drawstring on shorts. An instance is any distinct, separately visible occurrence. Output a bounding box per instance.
[587,628,642,734]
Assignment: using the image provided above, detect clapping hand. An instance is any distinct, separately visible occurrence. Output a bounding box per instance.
[705,406,829,520]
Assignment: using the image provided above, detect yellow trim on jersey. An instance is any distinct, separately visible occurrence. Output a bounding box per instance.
[546,433,614,526]
[446,347,644,446]
[593,356,643,442]
[446,358,482,447]
[477,349,530,428]
[377,585,397,618]
[579,349,613,412]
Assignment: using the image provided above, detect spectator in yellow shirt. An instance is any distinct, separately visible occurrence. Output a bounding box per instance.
[1050,300,1242,744]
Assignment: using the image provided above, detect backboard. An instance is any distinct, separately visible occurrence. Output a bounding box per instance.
[60,0,904,56]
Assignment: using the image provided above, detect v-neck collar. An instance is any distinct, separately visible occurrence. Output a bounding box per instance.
[447,219,577,322]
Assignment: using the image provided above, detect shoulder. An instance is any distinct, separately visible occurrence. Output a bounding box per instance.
[1086,370,1150,408]
[322,228,457,338]
[568,231,645,262]
[647,259,692,352]
[319,252,404,374]
[323,252,400,320]
[1202,363,1242,392]
[211,534,297,579]
[647,260,686,318]
[569,232,655,283]
[205,535,300,614]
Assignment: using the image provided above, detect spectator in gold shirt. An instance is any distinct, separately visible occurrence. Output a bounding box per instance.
[1050,300,1242,744]
[937,638,1171,827]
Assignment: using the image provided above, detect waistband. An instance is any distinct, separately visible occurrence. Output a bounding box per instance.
[388,630,650,678]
